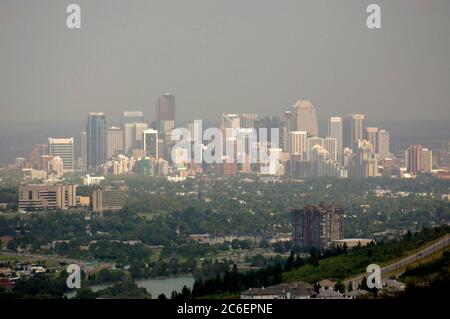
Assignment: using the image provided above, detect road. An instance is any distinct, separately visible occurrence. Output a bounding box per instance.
[345,233,450,285]
[1,251,114,272]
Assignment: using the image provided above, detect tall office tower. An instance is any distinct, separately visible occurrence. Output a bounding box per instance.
[306,136,324,161]
[80,132,87,170]
[240,113,258,129]
[328,117,343,154]
[365,127,379,152]
[160,120,175,133]
[288,131,307,159]
[48,138,75,172]
[311,145,330,177]
[288,100,319,137]
[221,113,240,130]
[123,123,134,153]
[421,148,433,173]
[283,111,293,152]
[221,113,240,147]
[323,137,338,162]
[343,114,365,148]
[107,127,124,159]
[284,111,293,132]
[292,205,344,251]
[377,130,390,159]
[143,129,159,159]
[255,116,282,147]
[156,94,175,131]
[405,145,423,175]
[122,111,144,125]
[86,113,107,169]
[131,122,148,149]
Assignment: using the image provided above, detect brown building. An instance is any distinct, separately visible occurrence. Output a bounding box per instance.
[156,94,175,131]
[293,204,344,251]
[92,181,128,213]
[18,184,77,212]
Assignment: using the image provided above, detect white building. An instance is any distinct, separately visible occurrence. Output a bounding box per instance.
[48,138,74,172]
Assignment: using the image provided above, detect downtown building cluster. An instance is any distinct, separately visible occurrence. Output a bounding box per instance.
[12,95,450,183]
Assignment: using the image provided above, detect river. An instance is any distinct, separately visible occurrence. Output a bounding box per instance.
[65,276,195,299]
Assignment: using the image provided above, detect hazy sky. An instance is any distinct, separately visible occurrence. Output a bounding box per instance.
[0,0,449,124]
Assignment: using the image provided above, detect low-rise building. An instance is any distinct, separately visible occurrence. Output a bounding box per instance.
[18,184,78,212]
[241,282,316,299]
[92,181,128,213]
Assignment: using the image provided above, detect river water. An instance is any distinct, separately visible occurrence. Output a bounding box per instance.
[65,276,195,299]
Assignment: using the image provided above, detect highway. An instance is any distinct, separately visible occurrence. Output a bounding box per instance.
[345,233,450,285]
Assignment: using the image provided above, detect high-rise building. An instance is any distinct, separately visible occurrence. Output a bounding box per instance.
[405,145,423,175]
[159,120,175,133]
[323,137,338,162]
[86,113,107,169]
[156,94,175,131]
[365,127,378,152]
[328,117,343,154]
[289,100,318,137]
[377,130,390,159]
[240,113,258,129]
[143,129,158,159]
[80,132,87,170]
[343,114,365,148]
[421,148,433,173]
[107,127,124,159]
[221,113,240,130]
[131,122,148,149]
[306,136,324,161]
[292,205,344,251]
[48,138,74,172]
[288,131,307,159]
[122,111,144,125]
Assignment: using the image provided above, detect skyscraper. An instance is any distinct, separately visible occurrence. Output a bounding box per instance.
[122,111,144,125]
[405,145,423,175]
[328,117,343,154]
[86,113,107,169]
[156,94,175,131]
[288,131,307,159]
[306,136,324,161]
[240,113,258,129]
[48,138,74,172]
[292,205,344,251]
[80,132,87,170]
[131,122,148,149]
[289,100,318,137]
[107,127,124,159]
[143,129,159,159]
[343,114,365,148]
[421,148,433,173]
[377,130,390,159]
[323,137,338,162]
[365,127,379,152]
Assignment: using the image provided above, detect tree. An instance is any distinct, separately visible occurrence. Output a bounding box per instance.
[75,288,97,299]
[157,293,167,300]
[334,280,345,293]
